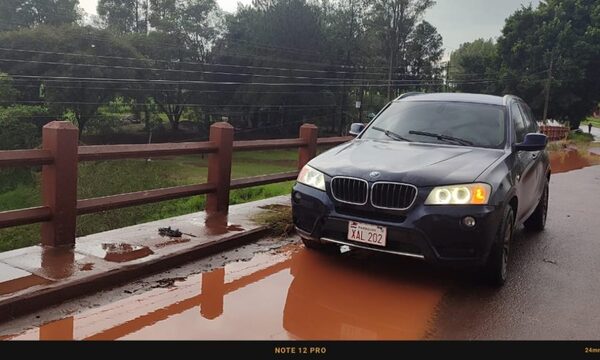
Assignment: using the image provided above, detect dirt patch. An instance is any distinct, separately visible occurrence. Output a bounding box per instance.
[253,205,294,237]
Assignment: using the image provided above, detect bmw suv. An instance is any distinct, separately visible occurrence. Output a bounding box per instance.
[291,92,550,286]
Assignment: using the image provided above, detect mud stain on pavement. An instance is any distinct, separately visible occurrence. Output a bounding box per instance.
[5,245,450,340]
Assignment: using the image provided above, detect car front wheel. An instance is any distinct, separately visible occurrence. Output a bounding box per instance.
[483,205,515,287]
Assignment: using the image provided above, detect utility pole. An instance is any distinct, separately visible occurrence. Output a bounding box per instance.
[542,54,554,122]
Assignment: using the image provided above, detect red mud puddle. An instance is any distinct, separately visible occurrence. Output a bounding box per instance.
[4,245,449,340]
[203,213,245,235]
[101,243,154,263]
[550,149,596,174]
[154,238,191,249]
[0,273,51,296]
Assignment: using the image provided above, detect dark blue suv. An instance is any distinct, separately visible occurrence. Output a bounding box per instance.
[292,93,550,286]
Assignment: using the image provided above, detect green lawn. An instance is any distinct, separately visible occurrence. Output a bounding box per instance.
[0,149,299,252]
[584,117,600,129]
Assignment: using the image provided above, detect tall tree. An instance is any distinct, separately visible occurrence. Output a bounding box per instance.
[498,0,600,127]
[405,20,443,89]
[365,0,434,100]
[449,38,500,94]
[97,0,149,34]
[0,0,80,30]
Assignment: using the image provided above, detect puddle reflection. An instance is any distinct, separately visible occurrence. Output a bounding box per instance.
[4,246,447,340]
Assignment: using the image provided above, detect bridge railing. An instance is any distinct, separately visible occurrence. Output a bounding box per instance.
[0,121,351,247]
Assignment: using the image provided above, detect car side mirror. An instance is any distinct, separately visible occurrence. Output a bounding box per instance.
[349,123,365,136]
[515,133,548,151]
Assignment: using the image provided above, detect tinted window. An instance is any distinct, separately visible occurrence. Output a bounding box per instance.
[519,102,538,133]
[360,101,506,149]
[511,102,527,143]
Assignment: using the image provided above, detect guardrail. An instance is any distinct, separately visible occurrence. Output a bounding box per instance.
[0,121,351,247]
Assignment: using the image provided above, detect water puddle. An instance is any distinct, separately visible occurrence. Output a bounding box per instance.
[4,245,450,340]
[550,149,596,174]
[203,213,245,235]
[0,262,51,296]
[101,244,154,263]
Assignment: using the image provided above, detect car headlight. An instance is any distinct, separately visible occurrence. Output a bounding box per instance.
[425,183,491,205]
[297,165,326,191]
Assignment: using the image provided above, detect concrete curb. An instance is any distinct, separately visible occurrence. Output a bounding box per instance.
[0,226,270,322]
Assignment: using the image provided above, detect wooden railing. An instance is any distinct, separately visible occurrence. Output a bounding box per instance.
[0,121,351,247]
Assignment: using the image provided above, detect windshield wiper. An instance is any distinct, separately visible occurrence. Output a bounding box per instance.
[371,126,412,142]
[408,130,474,146]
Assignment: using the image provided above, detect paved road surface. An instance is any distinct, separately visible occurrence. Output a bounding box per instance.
[1,165,599,340]
[580,125,600,141]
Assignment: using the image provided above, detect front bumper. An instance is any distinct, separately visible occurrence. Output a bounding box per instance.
[291,182,504,266]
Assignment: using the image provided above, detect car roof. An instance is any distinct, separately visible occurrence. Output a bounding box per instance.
[394,92,510,106]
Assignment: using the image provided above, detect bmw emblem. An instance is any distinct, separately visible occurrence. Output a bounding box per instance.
[369,171,381,179]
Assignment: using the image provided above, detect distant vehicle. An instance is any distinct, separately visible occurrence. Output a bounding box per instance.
[292,93,550,286]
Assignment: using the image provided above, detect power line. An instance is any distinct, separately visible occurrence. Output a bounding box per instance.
[0,46,411,77]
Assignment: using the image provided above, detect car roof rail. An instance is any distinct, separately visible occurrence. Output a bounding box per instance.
[393,92,422,101]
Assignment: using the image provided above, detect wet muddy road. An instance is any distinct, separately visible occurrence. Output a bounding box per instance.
[1,164,599,340]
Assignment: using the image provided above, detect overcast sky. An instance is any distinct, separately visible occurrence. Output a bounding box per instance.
[78,0,541,57]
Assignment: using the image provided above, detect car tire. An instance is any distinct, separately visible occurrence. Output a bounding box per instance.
[524,180,549,232]
[301,236,338,253]
[483,205,515,287]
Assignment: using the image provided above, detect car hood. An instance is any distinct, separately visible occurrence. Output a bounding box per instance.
[309,139,504,186]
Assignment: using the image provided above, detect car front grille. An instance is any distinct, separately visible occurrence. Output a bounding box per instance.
[370,182,418,210]
[331,177,368,205]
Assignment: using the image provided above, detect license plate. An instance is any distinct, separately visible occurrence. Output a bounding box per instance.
[347,221,387,247]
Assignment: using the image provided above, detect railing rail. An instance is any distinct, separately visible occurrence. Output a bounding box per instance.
[0,121,351,246]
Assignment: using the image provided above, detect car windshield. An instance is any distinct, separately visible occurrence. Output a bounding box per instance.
[360,101,506,149]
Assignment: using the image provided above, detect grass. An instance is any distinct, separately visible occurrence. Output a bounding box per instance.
[585,117,600,129]
[0,149,300,252]
[252,204,294,238]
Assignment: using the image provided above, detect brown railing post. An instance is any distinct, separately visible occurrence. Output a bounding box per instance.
[41,121,79,247]
[206,122,234,213]
[298,123,318,170]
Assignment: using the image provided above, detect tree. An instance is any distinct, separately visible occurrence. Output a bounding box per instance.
[405,20,444,89]
[449,38,500,94]
[97,0,149,34]
[365,0,434,99]
[0,26,142,135]
[498,0,600,127]
[0,0,80,30]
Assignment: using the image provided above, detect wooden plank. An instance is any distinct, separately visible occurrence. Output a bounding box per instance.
[77,183,217,215]
[233,138,306,151]
[0,149,53,168]
[78,142,218,161]
[0,207,52,229]
[230,171,298,190]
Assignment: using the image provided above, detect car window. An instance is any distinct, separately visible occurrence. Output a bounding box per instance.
[360,101,506,149]
[511,102,527,143]
[519,102,538,133]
